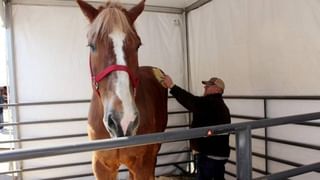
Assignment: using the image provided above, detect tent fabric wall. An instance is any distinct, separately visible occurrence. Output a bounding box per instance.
[188,0,320,179]
[188,0,320,96]
[7,0,320,179]
[12,4,188,179]
[0,1,4,26]
[0,28,7,86]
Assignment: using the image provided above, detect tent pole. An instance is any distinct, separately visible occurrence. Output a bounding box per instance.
[4,1,24,179]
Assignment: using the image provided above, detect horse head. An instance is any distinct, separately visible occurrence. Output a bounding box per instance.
[77,0,145,138]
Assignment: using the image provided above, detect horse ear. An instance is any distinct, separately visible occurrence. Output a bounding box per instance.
[128,0,145,23]
[77,0,99,23]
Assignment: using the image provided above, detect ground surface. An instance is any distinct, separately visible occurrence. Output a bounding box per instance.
[157,175,196,180]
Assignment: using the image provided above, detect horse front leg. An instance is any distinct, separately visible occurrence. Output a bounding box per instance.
[92,152,119,180]
[127,145,160,180]
[131,165,156,180]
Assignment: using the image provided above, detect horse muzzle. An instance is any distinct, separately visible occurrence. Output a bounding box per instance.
[104,111,140,137]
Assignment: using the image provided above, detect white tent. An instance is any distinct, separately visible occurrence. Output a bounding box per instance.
[1,0,320,179]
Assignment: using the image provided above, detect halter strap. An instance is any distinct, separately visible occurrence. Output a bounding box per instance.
[89,56,139,95]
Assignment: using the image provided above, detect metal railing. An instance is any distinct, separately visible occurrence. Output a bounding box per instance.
[224,95,320,179]
[0,98,192,179]
[1,111,320,179]
[1,96,320,179]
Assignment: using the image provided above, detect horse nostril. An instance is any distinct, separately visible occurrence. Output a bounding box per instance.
[107,113,124,137]
[125,113,140,136]
[107,114,117,130]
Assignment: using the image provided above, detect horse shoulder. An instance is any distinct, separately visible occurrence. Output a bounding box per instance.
[136,66,168,132]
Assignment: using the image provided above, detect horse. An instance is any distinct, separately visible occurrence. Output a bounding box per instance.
[76,0,168,179]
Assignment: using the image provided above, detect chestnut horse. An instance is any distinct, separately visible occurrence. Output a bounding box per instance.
[77,0,168,179]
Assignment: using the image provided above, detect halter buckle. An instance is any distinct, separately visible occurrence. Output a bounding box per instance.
[94,82,99,90]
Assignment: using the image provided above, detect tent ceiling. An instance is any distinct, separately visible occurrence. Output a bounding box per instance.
[87,0,198,8]
[10,0,199,9]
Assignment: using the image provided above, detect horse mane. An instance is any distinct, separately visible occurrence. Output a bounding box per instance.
[88,2,136,43]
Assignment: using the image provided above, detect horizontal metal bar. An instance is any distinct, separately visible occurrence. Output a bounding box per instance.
[185,0,213,12]
[249,112,320,129]
[231,114,320,127]
[0,110,189,127]
[218,112,320,135]
[232,115,320,127]
[254,162,320,180]
[228,146,264,160]
[2,95,320,108]
[224,95,320,100]
[168,111,189,115]
[43,173,93,180]
[0,133,88,144]
[249,153,317,176]
[252,135,320,151]
[0,117,87,127]
[0,150,191,175]
[232,145,320,174]
[0,124,190,144]
[0,127,217,162]
[142,4,184,14]
[0,117,316,156]
[225,170,237,178]
[0,114,317,129]
[267,156,305,171]
[0,161,91,175]
[0,131,187,144]
[296,122,320,127]
[158,150,191,157]
[228,159,267,175]
[41,160,192,180]
[0,111,190,129]
[0,112,319,162]
[1,116,315,137]
[231,114,264,120]
[3,131,173,150]
[166,125,189,129]
[262,137,320,150]
[0,99,90,107]
[157,160,192,168]
[10,0,184,14]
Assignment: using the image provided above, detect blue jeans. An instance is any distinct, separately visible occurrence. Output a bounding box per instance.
[0,111,3,129]
[196,154,227,180]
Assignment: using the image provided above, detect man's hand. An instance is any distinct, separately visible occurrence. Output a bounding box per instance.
[162,75,174,89]
[152,68,175,89]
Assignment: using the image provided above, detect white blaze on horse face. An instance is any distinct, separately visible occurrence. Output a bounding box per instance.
[105,30,138,136]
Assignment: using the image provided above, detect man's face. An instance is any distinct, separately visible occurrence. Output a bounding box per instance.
[204,84,223,95]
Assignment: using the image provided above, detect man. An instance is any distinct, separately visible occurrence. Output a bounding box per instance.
[0,87,4,130]
[162,75,231,180]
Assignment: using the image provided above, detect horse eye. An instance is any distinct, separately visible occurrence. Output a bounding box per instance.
[87,43,96,52]
[136,43,142,51]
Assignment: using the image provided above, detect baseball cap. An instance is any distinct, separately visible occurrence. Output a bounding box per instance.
[201,77,225,90]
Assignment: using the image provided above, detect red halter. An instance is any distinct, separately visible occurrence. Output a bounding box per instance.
[90,56,139,96]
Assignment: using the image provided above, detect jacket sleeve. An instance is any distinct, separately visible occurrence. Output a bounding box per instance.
[169,85,201,112]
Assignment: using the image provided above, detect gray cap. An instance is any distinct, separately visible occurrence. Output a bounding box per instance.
[201,77,225,90]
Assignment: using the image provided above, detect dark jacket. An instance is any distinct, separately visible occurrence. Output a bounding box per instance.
[0,96,4,114]
[170,85,231,157]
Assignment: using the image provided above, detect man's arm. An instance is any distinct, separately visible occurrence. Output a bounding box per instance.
[162,75,200,111]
